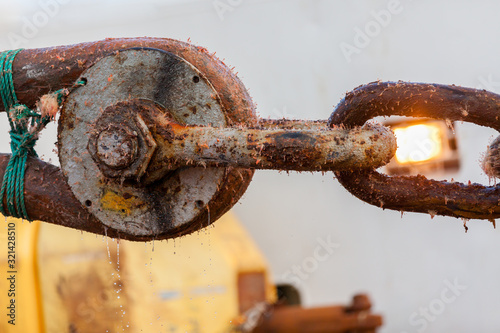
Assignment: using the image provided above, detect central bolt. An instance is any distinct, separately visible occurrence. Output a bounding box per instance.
[96,125,138,169]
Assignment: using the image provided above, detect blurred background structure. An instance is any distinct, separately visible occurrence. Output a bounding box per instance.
[1,0,500,332]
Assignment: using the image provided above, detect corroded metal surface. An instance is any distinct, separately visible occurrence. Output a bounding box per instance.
[482,135,500,179]
[3,38,256,126]
[9,38,500,234]
[0,38,256,240]
[330,81,500,220]
[257,119,329,131]
[95,125,139,170]
[0,152,244,241]
[0,154,113,237]
[97,99,395,174]
[146,111,396,172]
[87,105,157,179]
[58,48,245,237]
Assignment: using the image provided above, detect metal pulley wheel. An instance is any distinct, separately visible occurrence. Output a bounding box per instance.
[0,38,396,240]
[58,48,257,239]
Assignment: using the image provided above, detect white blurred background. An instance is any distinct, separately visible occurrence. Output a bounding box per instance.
[1,0,500,332]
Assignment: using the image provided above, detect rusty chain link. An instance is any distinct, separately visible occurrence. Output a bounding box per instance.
[329,81,500,221]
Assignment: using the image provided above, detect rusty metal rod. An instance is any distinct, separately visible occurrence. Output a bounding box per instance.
[1,38,257,127]
[252,294,382,333]
[252,306,382,333]
[257,119,329,131]
[93,99,396,182]
[153,122,396,172]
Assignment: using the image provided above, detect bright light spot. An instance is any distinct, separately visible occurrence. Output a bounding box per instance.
[394,124,443,163]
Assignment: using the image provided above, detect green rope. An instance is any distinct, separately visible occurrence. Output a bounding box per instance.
[0,49,74,220]
[0,50,22,129]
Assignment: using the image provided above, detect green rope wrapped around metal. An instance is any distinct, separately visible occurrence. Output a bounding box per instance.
[0,49,69,220]
[0,49,22,128]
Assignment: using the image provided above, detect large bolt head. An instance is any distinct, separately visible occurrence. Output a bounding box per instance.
[88,100,157,180]
[96,125,138,169]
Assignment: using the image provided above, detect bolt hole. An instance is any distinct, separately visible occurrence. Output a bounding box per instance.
[85,200,92,207]
[192,76,200,83]
[195,200,204,208]
[80,77,88,85]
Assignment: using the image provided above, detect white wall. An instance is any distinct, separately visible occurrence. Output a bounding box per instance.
[1,0,500,332]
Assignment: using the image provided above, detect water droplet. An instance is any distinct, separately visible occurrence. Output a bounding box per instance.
[105,230,112,264]
[117,239,120,266]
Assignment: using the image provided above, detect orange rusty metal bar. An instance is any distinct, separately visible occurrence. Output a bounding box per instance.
[153,122,395,172]
[101,100,396,174]
[2,38,255,127]
[252,294,383,333]
[257,119,329,131]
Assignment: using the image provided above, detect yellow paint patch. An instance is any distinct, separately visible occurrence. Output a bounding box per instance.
[100,190,142,216]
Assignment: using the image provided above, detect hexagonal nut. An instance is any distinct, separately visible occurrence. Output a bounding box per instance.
[88,101,157,181]
[127,113,157,180]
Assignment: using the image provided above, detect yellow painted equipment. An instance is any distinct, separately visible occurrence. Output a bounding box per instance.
[1,213,275,332]
[0,213,382,333]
